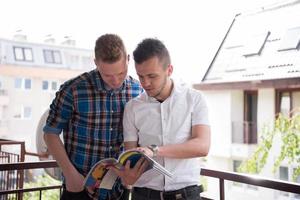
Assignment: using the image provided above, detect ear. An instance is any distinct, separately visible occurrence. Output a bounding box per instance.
[167,64,173,76]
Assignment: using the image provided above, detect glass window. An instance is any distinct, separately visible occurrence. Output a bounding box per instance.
[14,47,24,60]
[42,81,49,90]
[24,79,31,89]
[278,27,300,51]
[23,107,32,119]
[14,78,22,89]
[292,92,300,113]
[233,160,242,172]
[24,48,33,61]
[44,50,54,63]
[51,81,57,91]
[243,31,270,57]
[44,49,62,64]
[53,51,62,63]
[13,47,33,61]
[280,92,290,116]
[279,166,289,181]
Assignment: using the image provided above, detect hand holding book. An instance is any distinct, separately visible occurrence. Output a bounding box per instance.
[83,149,172,192]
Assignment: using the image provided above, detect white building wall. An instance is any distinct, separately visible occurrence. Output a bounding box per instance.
[204,90,232,158]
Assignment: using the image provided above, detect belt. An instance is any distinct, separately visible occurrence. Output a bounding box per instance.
[133,185,203,200]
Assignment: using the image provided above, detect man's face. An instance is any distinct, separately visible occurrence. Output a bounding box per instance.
[95,55,128,89]
[135,56,172,98]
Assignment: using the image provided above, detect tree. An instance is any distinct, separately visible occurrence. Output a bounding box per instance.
[239,109,300,181]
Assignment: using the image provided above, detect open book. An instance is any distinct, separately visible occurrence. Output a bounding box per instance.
[84,149,172,190]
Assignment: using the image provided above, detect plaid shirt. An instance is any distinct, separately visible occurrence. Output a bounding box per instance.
[43,69,142,199]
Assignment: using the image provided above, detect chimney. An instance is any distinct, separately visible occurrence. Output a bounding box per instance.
[13,30,27,41]
[61,36,76,46]
[44,34,56,44]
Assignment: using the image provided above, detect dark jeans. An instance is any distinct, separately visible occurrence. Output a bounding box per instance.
[60,187,130,200]
[132,185,202,200]
[60,188,91,200]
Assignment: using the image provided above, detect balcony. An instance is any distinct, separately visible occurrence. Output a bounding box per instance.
[1,139,300,200]
[0,161,300,200]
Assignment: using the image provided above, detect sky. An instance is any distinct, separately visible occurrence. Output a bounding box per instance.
[0,0,282,84]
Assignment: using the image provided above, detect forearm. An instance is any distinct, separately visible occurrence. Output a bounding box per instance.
[44,133,78,177]
[157,138,210,159]
[157,125,211,159]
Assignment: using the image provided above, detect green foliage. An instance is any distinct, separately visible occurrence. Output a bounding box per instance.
[23,173,61,200]
[239,111,300,181]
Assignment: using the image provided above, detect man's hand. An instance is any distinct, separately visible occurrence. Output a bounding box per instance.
[109,157,149,186]
[136,147,154,157]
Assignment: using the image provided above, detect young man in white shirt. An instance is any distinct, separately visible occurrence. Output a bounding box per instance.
[111,38,211,200]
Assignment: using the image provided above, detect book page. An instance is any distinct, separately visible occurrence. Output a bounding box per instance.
[84,158,118,189]
[99,169,119,189]
[118,150,173,178]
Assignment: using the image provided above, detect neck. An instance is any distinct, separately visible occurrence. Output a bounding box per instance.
[156,79,173,102]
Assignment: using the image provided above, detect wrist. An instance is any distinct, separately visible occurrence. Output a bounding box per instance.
[147,144,159,157]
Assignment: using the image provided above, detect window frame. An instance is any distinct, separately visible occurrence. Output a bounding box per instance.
[43,49,62,64]
[13,46,34,62]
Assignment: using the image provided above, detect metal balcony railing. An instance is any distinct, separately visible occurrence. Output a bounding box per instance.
[0,139,25,200]
[0,160,300,200]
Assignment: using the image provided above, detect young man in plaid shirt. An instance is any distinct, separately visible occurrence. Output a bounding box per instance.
[43,34,143,200]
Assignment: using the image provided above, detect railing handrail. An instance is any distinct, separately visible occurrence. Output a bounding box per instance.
[1,161,300,199]
[0,160,58,171]
[201,167,300,194]
[0,185,62,195]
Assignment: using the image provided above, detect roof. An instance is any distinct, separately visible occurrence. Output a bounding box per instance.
[195,0,300,90]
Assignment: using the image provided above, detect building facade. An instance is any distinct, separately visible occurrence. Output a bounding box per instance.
[194,1,300,199]
[0,35,94,155]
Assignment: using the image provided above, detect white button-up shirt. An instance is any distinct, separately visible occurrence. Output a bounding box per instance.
[123,82,209,191]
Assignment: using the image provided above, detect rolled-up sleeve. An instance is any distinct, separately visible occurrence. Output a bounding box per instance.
[43,83,74,135]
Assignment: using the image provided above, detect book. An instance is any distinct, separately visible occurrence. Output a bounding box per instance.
[83,149,173,191]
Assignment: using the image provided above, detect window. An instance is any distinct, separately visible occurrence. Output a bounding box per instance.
[244,91,257,144]
[13,47,33,61]
[14,78,22,89]
[243,31,270,57]
[12,106,32,119]
[43,49,62,64]
[278,27,300,51]
[23,106,32,119]
[24,79,31,89]
[276,89,300,116]
[42,81,49,90]
[42,80,58,91]
[279,166,300,199]
[51,81,57,91]
[14,78,31,90]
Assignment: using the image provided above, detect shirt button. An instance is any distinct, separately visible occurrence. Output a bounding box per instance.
[110,128,113,131]
[111,110,114,113]
[109,146,113,150]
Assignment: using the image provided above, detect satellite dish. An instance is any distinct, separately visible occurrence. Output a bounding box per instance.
[36,109,62,180]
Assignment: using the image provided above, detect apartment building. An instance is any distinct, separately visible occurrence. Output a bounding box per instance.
[0,35,94,155]
[194,1,300,199]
